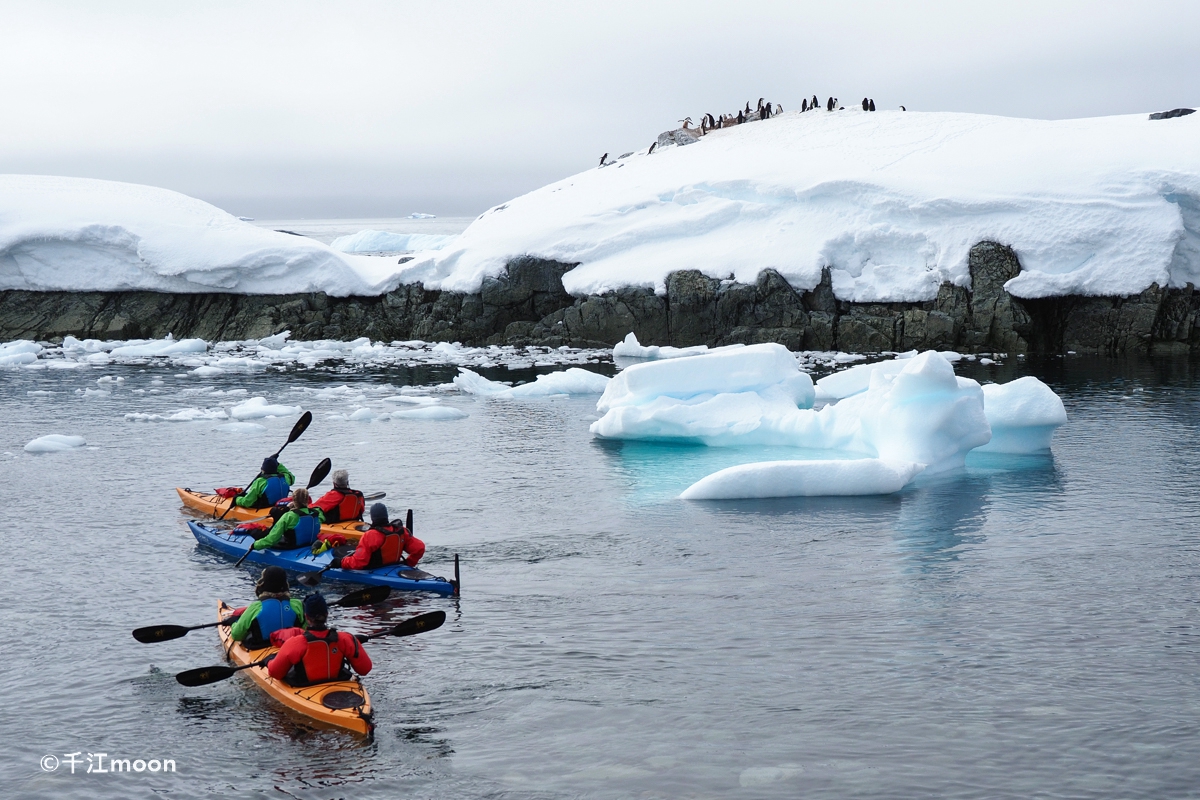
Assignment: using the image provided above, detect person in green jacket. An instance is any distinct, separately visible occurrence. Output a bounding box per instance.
[251,487,325,551]
[234,456,296,509]
[229,566,306,648]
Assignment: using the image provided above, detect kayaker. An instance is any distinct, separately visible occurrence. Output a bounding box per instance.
[250,487,325,551]
[268,593,372,685]
[312,469,366,523]
[233,456,296,509]
[330,503,425,570]
[229,566,306,648]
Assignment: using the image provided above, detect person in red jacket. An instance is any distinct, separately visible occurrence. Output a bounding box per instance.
[330,503,424,571]
[311,469,366,524]
[267,594,372,686]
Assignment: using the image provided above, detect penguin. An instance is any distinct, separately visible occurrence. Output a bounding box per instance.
[826,96,834,111]
[679,116,692,129]
[869,98,875,112]
[774,104,782,115]
[737,109,744,124]
[812,94,819,109]
[765,102,773,117]
[802,98,808,112]
[745,101,751,114]
[862,98,869,111]
[648,143,656,155]
[900,105,906,111]
[599,153,608,167]
[757,98,764,113]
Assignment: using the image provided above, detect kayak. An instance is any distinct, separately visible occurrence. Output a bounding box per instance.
[215,599,374,736]
[188,520,458,596]
[177,488,367,542]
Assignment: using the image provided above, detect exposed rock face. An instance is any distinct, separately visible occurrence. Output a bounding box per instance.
[3,242,1198,355]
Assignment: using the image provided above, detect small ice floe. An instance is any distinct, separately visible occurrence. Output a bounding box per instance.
[217,422,267,434]
[454,367,610,397]
[229,396,303,420]
[680,459,924,500]
[77,388,111,398]
[25,434,87,453]
[0,340,42,367]
[392,406,468,420]
[124,407,228,423]
[191,366,225,377]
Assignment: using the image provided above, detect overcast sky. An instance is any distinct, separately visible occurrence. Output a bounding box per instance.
[1,1,1197,218]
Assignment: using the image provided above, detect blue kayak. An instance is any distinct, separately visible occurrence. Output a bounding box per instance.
[187,520,457,596]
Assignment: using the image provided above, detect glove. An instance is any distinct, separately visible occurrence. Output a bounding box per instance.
[329,556,343,569]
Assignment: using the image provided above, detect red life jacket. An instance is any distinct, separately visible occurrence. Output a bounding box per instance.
[335,489,365,522]
[367,524,406,569]
[295,628,352,684]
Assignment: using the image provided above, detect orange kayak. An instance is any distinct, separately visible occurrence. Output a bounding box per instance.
[177,488,366,542]
[216,600,374,736]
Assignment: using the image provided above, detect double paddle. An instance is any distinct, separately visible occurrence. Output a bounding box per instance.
[174,610,447,686]
[231,458,332,568]
[131,586,392,643]
[217,410,312,521]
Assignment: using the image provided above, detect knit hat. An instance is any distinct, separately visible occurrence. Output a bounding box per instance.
[261,455,279,474]
[370,503,389,526]
[255,566,288,596]
[303,592,328,619]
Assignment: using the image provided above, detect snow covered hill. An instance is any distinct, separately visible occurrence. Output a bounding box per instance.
[0,175,403,296]
[404,108,1200,301]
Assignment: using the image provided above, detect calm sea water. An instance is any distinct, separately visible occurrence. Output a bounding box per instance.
[3,355,1200,799]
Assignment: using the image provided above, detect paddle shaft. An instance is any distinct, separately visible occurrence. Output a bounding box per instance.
[217,411,312,520]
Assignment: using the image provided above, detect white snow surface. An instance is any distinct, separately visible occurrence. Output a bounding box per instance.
[0,175,404,296]
[680,458,925,500]
[330,231,458,253]
[403,109,1200,300]
[612,332,744,360]
[24,434,86,452]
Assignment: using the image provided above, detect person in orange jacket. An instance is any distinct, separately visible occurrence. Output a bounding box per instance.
[268,594,372,685]
[330,503,424,571]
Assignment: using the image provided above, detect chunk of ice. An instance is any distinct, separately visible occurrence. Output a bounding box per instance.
[681,459,925,499]
[25,434,87,452]
[229,396,303,420]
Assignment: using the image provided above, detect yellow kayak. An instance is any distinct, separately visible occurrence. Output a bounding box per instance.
[177,488,366,542]
[216,600,374,736]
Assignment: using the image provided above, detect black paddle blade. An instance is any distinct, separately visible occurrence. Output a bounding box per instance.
[132,625,190,644]
[307,458,332,489]
[335,586,391,607]
[286,411,313,446]
[406,508,413,534]
[176,664,240,687]
[390,610,446,638]
[296,572,322,587]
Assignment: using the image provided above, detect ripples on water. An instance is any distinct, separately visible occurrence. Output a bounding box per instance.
[3,355,1200,799]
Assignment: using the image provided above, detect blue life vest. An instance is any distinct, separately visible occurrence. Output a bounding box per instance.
[288,513,320,548]
[264,475,290,505]
[250,598,297,644]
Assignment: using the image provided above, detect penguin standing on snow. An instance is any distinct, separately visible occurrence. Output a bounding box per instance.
[598,153,608,167]
[802,98,808,112]
[812,94,819,109]
[648,143,656,154]
[737,109,745,124]
[826,96,834,111]
[869,98,875,111]
[900,105,906,111]
[862,97,869,111]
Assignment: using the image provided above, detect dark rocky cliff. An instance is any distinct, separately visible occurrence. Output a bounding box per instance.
[3,242,1199,354]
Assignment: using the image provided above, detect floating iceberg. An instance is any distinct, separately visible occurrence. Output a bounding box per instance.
[229,397,303,420]
[977,377,1068,453]
[681,458,925,500]
[0,340,41,367]
[25,434,86,453]
[392,406,468,420]
[454,367,610,397]
[331,231,458,253]
[612,332,743,361]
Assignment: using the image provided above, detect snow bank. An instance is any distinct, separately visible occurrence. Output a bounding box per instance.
[454,367,611,397]
[229,397,303,419]
[0,175,411,296]
[593,349,991,473]
[330,231,458,253]
[680,458,924,500]
[401,109,1200,300]
[24,434,86,452]
[977,377,1068,453]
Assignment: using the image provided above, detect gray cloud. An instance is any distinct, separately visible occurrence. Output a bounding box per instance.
[1,0,1196,217]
